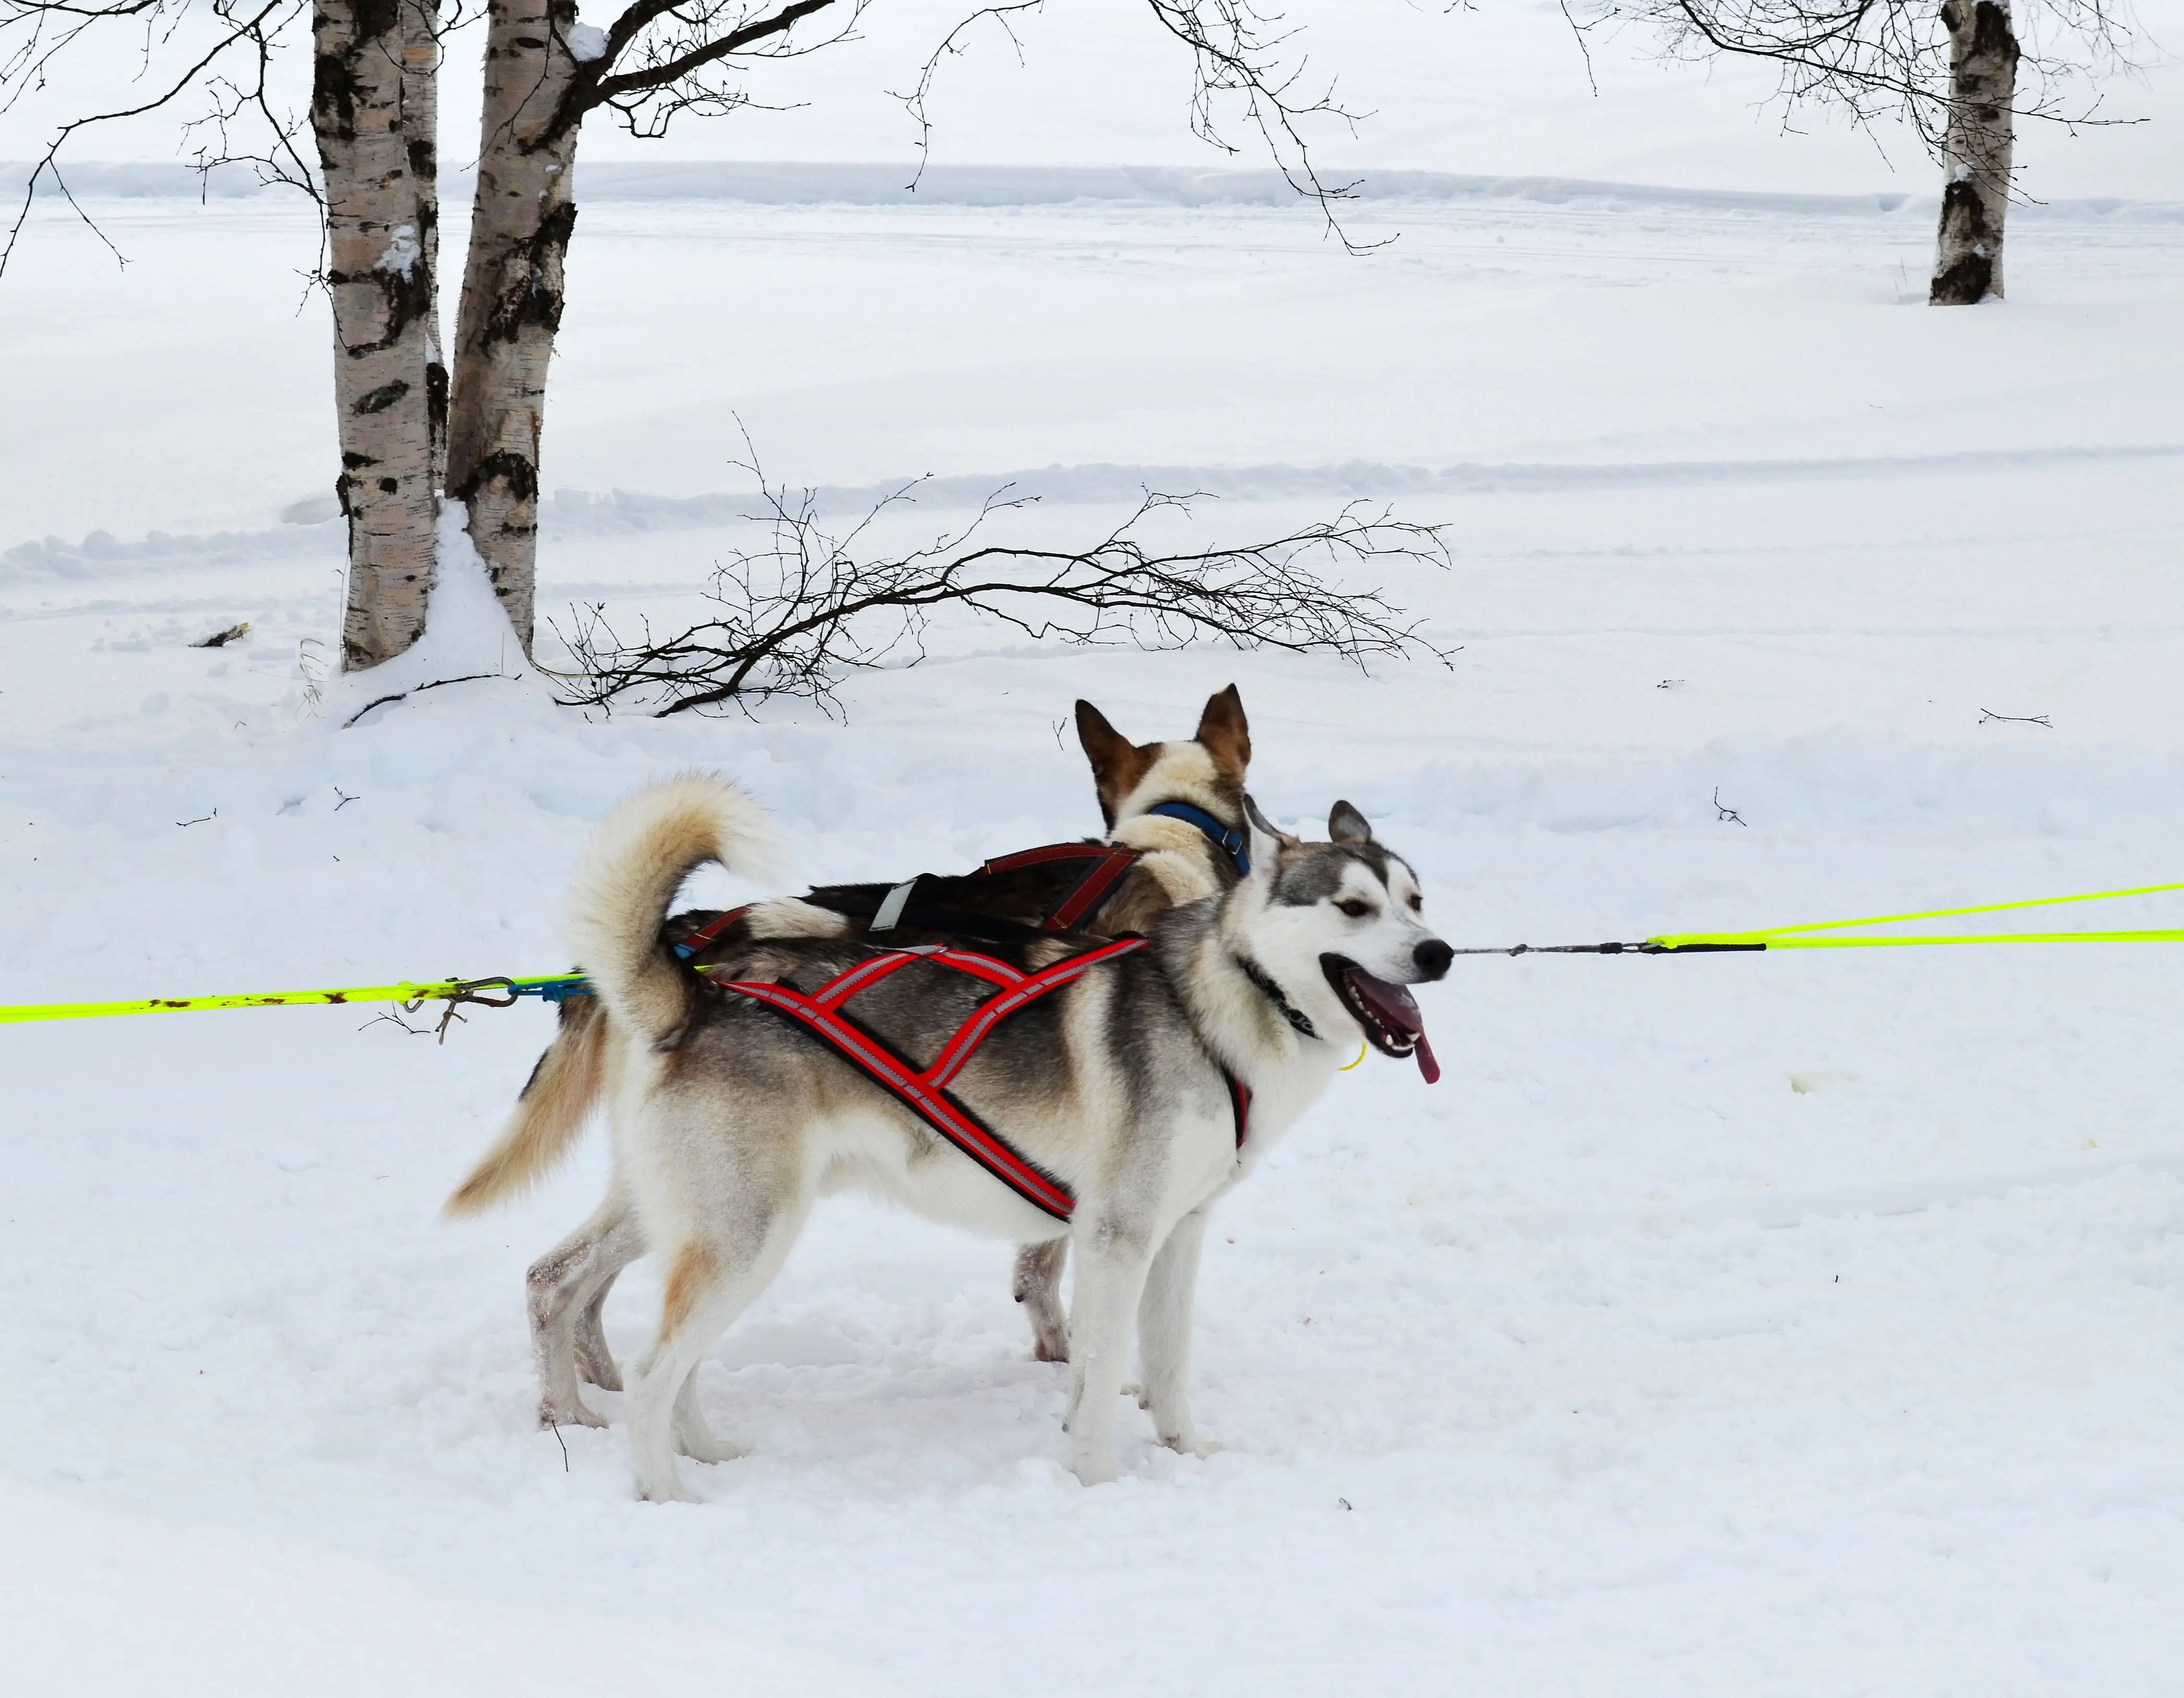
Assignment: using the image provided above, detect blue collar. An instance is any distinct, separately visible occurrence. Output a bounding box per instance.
[1145,800,1251,877]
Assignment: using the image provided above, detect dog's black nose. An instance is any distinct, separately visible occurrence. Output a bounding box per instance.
[1412,938,1454,981]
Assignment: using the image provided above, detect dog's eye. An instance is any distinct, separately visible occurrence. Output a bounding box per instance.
[1406,892,1423,912]
[1335,898,1373,919]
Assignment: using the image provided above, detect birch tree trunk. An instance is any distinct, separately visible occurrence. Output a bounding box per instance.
[315,0,443,670]
[403,0,449,496]
[1930,0,2019,305]
[446,0,584,655]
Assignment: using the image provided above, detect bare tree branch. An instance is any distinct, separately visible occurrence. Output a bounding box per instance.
[1141,0,1382,250]
[549,452,1455,719]
[550,0,865,141]
[893,1,1042,189]
[0,0,312,278]
[1577,0,2139,155]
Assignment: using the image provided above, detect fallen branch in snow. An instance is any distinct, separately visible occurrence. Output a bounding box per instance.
[340,673,509,730]
[548,471,1456,720]
[1979,708,2053,728]
[1713,787,1747,826]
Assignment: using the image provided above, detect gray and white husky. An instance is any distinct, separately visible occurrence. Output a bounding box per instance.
[447,690,1256,1423]
[565,774,1450,1499]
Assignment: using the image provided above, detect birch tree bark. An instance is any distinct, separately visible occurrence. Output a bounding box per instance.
[445,0,585,655]
[1930,0,2020,304]
[403,0,449,492]
[315,0,445,670]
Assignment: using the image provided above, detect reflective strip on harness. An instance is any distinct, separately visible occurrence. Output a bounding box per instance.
[716,937,1246,1222]
[869,878,919,934]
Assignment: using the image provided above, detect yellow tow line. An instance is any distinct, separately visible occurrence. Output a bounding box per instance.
[5,879,2184,1025]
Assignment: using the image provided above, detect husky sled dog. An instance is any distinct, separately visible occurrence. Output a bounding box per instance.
[563,774,1448,1499]
[446,689,1255,1425]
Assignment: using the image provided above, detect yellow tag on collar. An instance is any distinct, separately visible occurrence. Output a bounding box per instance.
[1338,1042,1368,1072]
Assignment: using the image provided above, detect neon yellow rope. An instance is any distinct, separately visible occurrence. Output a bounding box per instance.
[1338,1042,1369,1071]
[1658,929,2184,950]
[0,975,580,1026]
[1650,878,2184,951]
[9,877,2184,1022]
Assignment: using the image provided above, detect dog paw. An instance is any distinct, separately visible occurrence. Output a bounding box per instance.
[676,1430,750,1466]
[577,1355,623,1393]
[538,1398,608,1431]
[1071,1450,1120,1487]
[634,1474,698,1505]
[1158,1430,1225,1459]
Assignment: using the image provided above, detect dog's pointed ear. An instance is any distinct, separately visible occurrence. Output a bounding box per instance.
[1328,801,1375,846]
[1241,792,1298,873]
[1194,684,1251,785]
[1076,699,1150,829]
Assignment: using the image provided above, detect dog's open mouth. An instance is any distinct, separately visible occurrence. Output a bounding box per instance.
[1322,955,1440,1084]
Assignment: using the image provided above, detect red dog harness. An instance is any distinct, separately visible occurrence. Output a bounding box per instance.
[975,841,1144,933]
[709,938,1251,1221]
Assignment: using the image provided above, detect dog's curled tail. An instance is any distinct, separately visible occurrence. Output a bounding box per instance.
[565,773,782,1049]
[441,774,780,1220]
[442,994,609,1217]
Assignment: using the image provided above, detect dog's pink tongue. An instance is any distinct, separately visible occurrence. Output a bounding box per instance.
[1350,971,1423,1035]
[1414,1033,1441,1085]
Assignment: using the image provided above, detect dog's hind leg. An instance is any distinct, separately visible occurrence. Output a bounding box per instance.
[571,1281,622,1391]
[1012,1238,1071,1363]
[526,1187,645,1428]
[625,1189,811,1502]
[1063,1212,1157,1486]
[1137,1208,1217,1456]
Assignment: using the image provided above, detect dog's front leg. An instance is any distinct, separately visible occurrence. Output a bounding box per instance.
[1137,1207,1216,1456]
[1064,1215,1155,1485]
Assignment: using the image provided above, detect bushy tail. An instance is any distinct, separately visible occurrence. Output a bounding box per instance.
[442,994,609,1217]
[441,774,780,1217]
[565,773,782,1048]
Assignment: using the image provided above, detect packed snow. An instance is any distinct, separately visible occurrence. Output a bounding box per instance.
[5,6,2184,1694]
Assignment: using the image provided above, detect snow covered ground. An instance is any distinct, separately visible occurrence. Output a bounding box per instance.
[6,38,2184,1694]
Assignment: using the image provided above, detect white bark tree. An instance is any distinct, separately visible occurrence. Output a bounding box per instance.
[316,0,448,667]
[1931,0,2019,304]
[1573,0,2133,305]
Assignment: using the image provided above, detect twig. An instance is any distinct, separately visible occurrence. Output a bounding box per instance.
[1712,787,1747,826]
[360,1008,434,1037]
[1558,0,1600,97]
[333,787,359,810]
[1978,707,2052,728]
[177,808,218,827]
[341,673,507,729]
